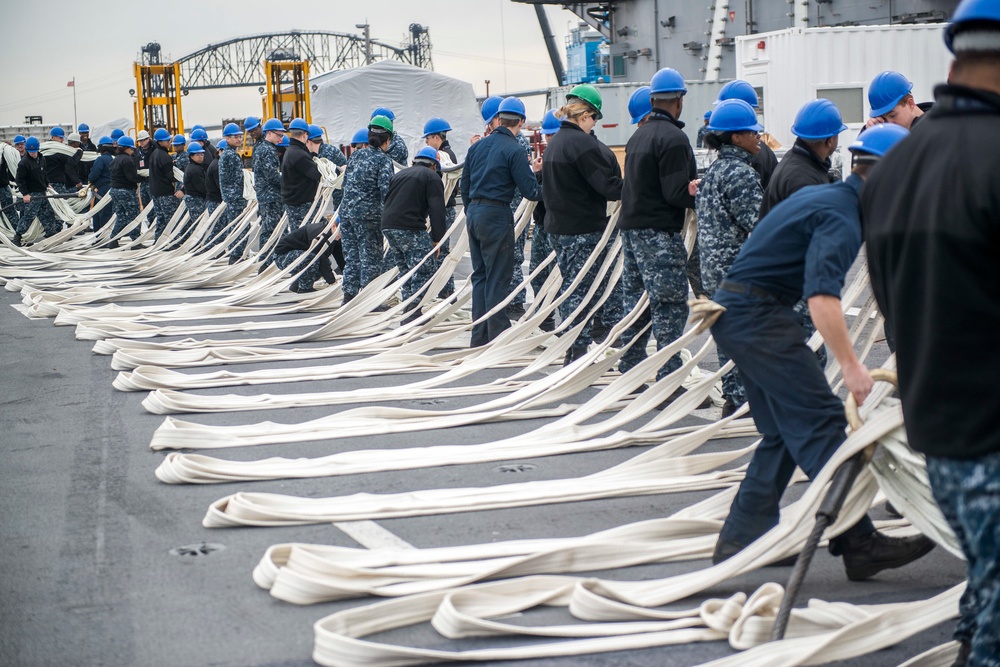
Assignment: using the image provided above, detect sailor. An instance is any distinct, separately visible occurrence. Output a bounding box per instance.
[244,116,262,147]
[181,142,209,234]
[87,136,116,231]
[339,115,395,303]
[695,99,764,418]
[526,108,562,331]
[459,96,543,347]
[77,123,97,153]
[371,107,408,164]
[208,123,247,252]
[422,117,457,298]
[864,70,933,130]
[204,140,224,216]
[380,146,447,323]
[189,127,216,165]
[349,127,369,152]
[707,124,935,581]
[863,3,1000,662]
[1,136,22,229]
[276,134,289,162]
[272,219,340,294]
[43,126,82,195]
[147,128,183,241]
[12,137,61,245]
[67,132,90,188]
[696,109,711,148]
[504,116,536,322]
[471,95,503,145]
[171,134,189,178]
[134,129,153,226]
[105,136,142,247]
[250,118,286,255]
[716,80,778,190]
[280,117,322,236]
[109,128,125,144]
[306,124,348,212]
[759,99,848,369]
[542,84,624,365]
[616,68,700,398]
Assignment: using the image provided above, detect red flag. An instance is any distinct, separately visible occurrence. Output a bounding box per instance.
[67,80,75,87]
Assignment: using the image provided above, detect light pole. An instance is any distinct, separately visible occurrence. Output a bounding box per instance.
[355,23,372,65]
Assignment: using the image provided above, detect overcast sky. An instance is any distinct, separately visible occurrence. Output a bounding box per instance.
[0,0,580,129]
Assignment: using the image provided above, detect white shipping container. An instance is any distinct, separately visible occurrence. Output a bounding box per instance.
[737,24,952,169]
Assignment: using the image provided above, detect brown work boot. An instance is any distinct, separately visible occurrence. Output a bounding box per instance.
[841,530,935,581]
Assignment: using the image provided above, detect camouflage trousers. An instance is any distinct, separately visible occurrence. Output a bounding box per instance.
[528,221,553,301]
[50,182,75,196]
[330,189,344,215]
[341,218,385,299]
[257,200,285,250]
[0,187,17,229]
[926,452,1000,667]
[793,300,828,369]
[206,199,220,216]
[206,197,246,248]
[92,188,112,231]
[273,248,321,292]
[700,234,748,406]
[152,194,181,241]
[548,230,618,350]
[178,195,206,246]
[508,222,529,306]
[284,201,315,232]
[108,188,140,240]
[618,228,688,380]
[383,228,436,303]
[139,182,153,225]
[15,191,60,237]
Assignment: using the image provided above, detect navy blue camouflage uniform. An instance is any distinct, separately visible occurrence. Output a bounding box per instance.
[273,221,338,292]
[108,151,141,241]
[87,150,114,231]
[617,108,696,380]
[386,133,408,166]
[505,132,534,309]
[695,143,763,406]
[208,145,246,248]
[148,143,181,241]
[281,137,321,233]
[381,163,446,304]
[434,141,459,298]
[247,138,283,258]
[340,146,393,299]
[14,153,61,238]
[460,126,543,347]
[317,142,348,212]
[696,123,710,149]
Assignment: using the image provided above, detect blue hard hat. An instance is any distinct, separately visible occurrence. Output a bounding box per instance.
[791,98,847,140]
[222,123,242,137]
[946,0,1000,53]
[868,71,914,117]
[50,127,65,138]
[217,139,227,150]
[371,107,396,121]
[262,118,286,133]
[78,123,90,133]
[171,133,186,146]
[117,136,135,149]
[98,136,114,146]
[12,135,25,145]
[192,124,205,131]
[190,128,209,141]
[277,135,289,147]
[704,110,712,120]
[849,123,910,157]
[628,86,652,125]
[153,128,171,142]
[244,116,261,131]
[288,118,310,132]
[25,137,40,151]
[497,96,526,119]
[707,99,763,133]
[414,146,440,165]
[187,142,205,155]
[649,67,687,95]
[307,124,324,141]
[481,95,504,123]
[351,127,370,144]
[717,80,759,108]
[422,117,452,137]
[110,128,125,140]
[540,109,561,134]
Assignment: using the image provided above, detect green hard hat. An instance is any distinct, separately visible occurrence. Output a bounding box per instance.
[567,84,603,120]
[368,115,394,134]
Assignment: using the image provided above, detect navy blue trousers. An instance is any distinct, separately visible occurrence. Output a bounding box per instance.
[467,202,514,348]
[711,290,874,548]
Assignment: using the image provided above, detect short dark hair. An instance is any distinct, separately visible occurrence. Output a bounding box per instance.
[499,117,521,128]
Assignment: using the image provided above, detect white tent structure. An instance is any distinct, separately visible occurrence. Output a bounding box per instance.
[310,60,483,161]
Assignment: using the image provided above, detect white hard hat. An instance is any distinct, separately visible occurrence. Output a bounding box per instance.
[67,132,81,143]
[136,130,151,140]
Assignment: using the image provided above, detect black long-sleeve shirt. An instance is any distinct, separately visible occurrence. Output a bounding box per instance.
[758,139,833,219]
[380,164,447,242]
[280,138,321,205]
[42,149,81,188]
[184,160,208,199]
[205,158,222,202]
[274,221,339,283]
[541,121,622,235]
[110,152,140,189]
[148,143,177,197]
[16,154,48,194]
[618,109,696,233]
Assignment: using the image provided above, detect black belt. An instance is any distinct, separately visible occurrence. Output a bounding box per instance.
[470,198,508,207]
[719,280,796,306]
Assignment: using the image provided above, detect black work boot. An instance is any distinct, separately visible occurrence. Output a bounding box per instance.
[563,344,588,367]
[12,233,23,247]
[951,640,971,667]
[721,397,739,418]
[589,319,609,342]
[539,315,555,332]
[840,530,936,581]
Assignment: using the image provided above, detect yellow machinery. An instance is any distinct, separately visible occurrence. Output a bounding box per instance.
[238,58,313,163]
[132,61,185,136]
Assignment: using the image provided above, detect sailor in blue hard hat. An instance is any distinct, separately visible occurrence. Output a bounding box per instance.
[12,136,61,245]
[280,118,324,235]
[12,135,26,157]
[147,128,184,242]
[472,95,504,146]
[77,123,97,152]
[371,107,408,164]
[206,123,249,255]
[865,71,931,130]
[705,123,935,582]
[421,117,458,298]
[697,108,712,148]
[247,119,290,256]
